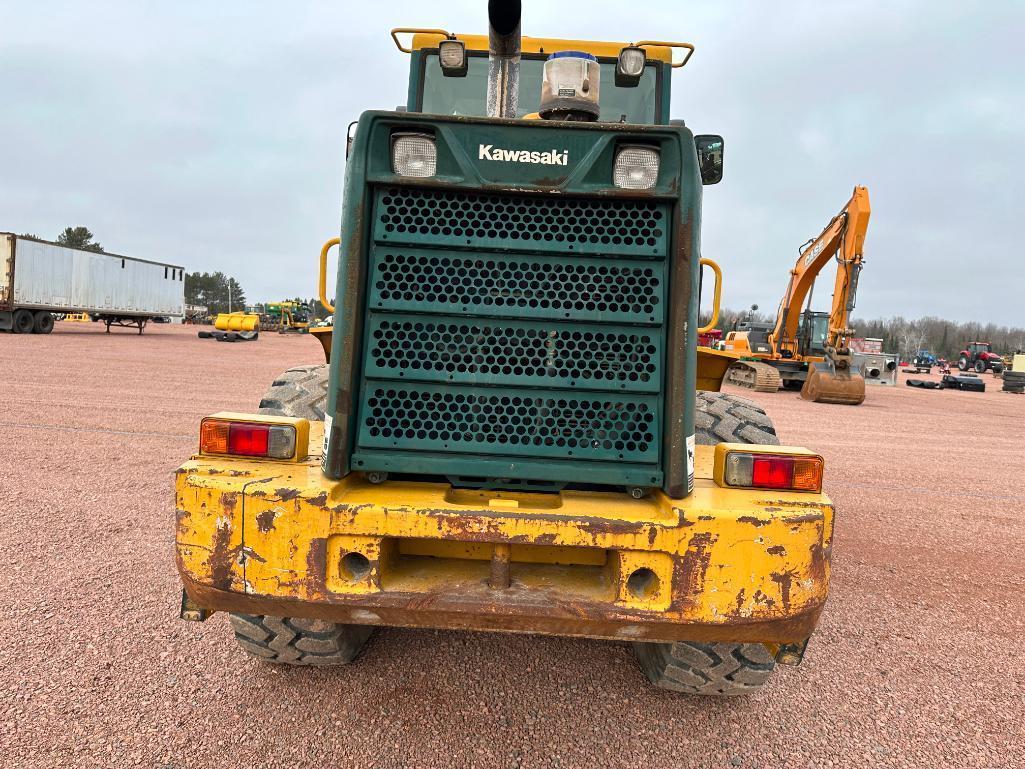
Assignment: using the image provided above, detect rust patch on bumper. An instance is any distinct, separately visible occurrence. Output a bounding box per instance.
[678,532,717,598]
[207,523,236,591]
[181,575,822,645]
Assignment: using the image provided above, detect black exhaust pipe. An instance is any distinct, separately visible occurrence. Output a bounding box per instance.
[487,0,522,118]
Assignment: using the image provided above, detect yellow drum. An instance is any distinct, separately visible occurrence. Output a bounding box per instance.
[214,312,259,332]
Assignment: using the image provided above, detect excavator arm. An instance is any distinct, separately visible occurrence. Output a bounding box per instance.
[770,185,871,357]
[769,186,872,404]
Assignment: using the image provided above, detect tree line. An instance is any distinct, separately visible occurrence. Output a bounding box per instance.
[20,226,106,252]
[184,272,247,315]
[702,306,1025,360]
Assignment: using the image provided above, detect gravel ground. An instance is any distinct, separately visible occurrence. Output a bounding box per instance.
[1,322,1023,769]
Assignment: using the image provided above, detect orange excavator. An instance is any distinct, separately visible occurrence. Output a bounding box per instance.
[723,186,871,404]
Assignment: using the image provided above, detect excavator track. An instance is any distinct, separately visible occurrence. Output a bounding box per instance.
[725,361,783,393]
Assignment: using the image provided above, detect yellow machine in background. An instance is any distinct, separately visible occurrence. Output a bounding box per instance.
[724,186,871,405]
[264,301,310,334]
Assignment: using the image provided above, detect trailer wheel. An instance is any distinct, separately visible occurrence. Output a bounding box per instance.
[633,392,780,695]
[258,364,329,421]
[228,614,373,666]
[33,311,54,335]
[12,309,34,334]
[228,364,373,666]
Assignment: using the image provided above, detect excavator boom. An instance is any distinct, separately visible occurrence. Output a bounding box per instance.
[773,187,871,405]
[770,186,871,358]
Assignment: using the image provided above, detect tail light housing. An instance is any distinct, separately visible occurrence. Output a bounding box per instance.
[713,444,823,493]
[199,413,310,462]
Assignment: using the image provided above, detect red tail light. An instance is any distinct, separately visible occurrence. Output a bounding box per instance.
[721,450,823,493]
[751,456,794,489]
[227,424,270,456]
[200,417,299,460]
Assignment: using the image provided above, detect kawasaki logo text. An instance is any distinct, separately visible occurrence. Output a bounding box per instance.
[478,144,569,166]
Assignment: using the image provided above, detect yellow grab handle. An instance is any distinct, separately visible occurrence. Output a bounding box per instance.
[633,41,696,68]
[697,257,722,334]
[319,237,340,313]
[390,27,453,54]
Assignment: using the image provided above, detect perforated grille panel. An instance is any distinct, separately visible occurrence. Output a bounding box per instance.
[365,314,661,392]
[374,187,667,256]
[369,248,664,324]
[359,384,658,462]
[354,184,672,488]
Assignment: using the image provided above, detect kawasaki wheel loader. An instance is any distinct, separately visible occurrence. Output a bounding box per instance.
[175,2,834,695]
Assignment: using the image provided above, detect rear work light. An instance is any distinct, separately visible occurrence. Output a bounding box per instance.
[613,145,660,189]
[392,132,437,178]
[199,413,310,462]
[714,445,824,493]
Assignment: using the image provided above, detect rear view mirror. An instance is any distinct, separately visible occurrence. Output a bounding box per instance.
[345,121,358,159]
[695,134,724,185]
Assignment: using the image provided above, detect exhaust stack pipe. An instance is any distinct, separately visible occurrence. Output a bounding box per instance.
[487,0,521,118]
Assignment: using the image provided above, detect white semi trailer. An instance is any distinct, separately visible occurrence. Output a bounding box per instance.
[0,233,184,334]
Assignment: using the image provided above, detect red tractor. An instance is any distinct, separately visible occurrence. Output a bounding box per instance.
[958,341,1004,374]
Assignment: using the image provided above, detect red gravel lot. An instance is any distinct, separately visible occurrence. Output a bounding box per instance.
[1,323,1023,769]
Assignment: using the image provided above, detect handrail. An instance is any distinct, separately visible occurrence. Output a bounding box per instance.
[319,237,340,313]
[632,40,696,68]
[697,257,722,334]
[390,27,454,54]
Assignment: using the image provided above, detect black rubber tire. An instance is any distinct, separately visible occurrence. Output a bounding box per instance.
[258,364,329,421]
[633,641,776,696]
[228,364,371,666]
[694,391,780,446]
[228,614,373,666]
[12,309,34,334]
[974,360,986,374]
[633,392,779,695]
[33,311,54,334]
[958,356,969,371]
[197,330,213,339]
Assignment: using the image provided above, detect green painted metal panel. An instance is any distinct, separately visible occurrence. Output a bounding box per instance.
[364,313,663,393]
[367,245,666,325]
[373,187,669,257]
[327,111,702,497]
[351,449,663,489]
[357,381,659,464]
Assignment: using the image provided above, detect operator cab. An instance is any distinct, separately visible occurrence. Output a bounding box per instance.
[798,311,830,357]
[395,32,686,125]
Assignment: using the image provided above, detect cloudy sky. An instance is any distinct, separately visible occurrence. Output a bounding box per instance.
[2,1,1022,325]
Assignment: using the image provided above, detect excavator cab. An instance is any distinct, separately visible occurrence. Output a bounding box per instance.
[797,311,829,358]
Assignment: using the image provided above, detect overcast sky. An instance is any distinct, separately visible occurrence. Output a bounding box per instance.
[2,1,1023,325]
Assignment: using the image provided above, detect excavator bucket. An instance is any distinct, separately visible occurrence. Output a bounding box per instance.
[800,361,866,405]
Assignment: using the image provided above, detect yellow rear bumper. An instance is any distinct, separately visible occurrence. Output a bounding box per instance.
[175,429,833,644]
